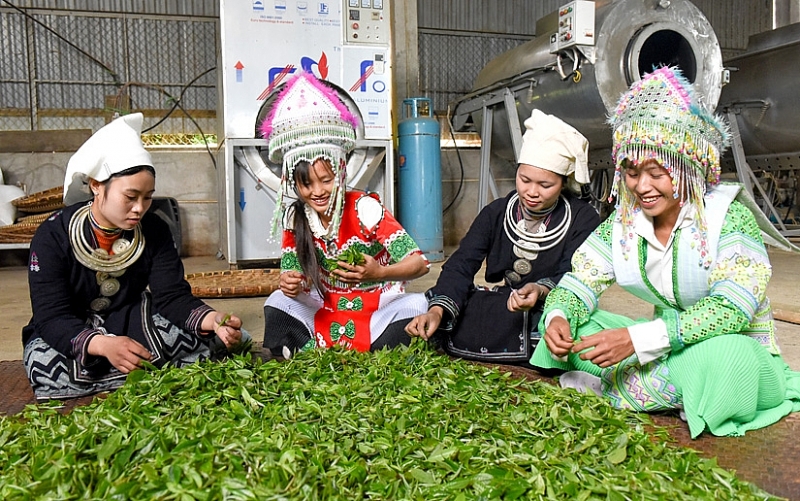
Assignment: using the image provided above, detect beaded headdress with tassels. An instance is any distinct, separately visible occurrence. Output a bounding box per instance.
[260,71,359,237]
[608,66,731,268]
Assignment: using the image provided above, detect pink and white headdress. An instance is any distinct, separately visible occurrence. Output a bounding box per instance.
[609,66,731,267]
[260,71,359,236]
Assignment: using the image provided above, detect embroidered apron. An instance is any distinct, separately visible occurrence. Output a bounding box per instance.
[314,289,381,352]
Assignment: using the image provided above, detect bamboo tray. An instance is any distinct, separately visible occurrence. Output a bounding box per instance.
[0,221,39,243]
[185,269,281,298]
[11,186,64,213]
[0,210,56,243]
[16,211,54,225]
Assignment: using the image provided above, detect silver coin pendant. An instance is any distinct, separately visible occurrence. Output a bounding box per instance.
[90,297,111,311]
[513,258,532,275]
[513,244,539,261]
[100,278,121,297]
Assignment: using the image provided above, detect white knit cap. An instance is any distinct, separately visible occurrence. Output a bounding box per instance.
[517,109,590,194]
[63,113,153,206]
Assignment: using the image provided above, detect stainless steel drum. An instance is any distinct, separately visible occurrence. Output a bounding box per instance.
[718,22,800,158]
[453,0,725,163]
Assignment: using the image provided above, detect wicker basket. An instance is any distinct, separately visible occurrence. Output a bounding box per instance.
[11,186,65,213]
[0,210,56,244]
[0,232,33,244]
[185,269,281,298]
[16,211,55,225]
[0,221,39,243]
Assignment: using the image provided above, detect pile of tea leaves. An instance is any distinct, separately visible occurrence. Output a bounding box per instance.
[0,343,778,500]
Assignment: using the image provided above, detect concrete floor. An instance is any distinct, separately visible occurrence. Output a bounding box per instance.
[1,248,799,368]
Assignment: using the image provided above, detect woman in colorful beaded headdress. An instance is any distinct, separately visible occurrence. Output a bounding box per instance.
[23,113,248,401]
[259,72,429,355]
[531,66,800,438]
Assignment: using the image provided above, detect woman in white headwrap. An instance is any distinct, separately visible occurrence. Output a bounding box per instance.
[405,110,600,363]
[23,113,246,401]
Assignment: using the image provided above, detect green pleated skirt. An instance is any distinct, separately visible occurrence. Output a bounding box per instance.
[530,310,800,438]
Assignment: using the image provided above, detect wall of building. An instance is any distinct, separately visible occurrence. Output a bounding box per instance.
[0,0,788,266]
[1,148,220,257]
[0,0,218,17]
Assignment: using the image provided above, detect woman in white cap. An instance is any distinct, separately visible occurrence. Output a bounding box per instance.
[23,113,246,401]
[535,66,800,437]
[259,72,429,355]
[405,109,600,363]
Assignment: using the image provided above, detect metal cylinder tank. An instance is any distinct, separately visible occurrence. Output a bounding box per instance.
[453,0,724,163]
[718,22,800,157]
[398,98,444,262]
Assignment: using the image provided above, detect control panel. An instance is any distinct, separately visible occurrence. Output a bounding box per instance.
[345,0,388,44]
[549,1,595,53]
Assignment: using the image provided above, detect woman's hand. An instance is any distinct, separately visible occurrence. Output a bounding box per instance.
[332,253,382,284]
[280,270,306,298]
[88,335,152,374]
[405,307,443,341]
[571,328,634,368]
[206,311,244,349]
[544,316,574,357]
[507,283,547,312]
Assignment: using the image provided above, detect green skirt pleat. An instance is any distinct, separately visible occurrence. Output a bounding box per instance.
[667,334,800,438]
[530,310,800,438]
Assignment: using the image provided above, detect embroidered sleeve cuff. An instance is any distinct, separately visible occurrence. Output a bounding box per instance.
[425,291,459,331]
[539,278,557,292]
[72,328,103,367]
[628,319,670,364]
[187,304,216,338]
[663,309,685,352]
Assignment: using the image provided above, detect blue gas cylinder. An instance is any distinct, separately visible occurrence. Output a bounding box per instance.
[398,98,443,262]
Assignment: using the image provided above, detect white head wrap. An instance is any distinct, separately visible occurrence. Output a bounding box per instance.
[517,109,590,194]
[63,113,153,206]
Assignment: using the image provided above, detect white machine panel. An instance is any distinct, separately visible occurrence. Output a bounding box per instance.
[345,0,389,44]
[219,0,392,140]
[549,1,595,53]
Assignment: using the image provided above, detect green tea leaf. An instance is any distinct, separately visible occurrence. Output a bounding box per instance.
[0,345,779,501]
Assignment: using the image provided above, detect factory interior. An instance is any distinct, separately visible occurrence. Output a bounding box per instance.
[1,0,800,499]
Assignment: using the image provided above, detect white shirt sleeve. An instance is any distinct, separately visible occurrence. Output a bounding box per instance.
[627,318,670,364]
[544,309,569,362]
[544,309,566,327]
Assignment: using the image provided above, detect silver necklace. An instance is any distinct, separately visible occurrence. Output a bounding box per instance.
[504,193,571,256]
[69,204,145,311]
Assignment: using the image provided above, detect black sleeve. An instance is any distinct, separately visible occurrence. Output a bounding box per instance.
[26,211,89,357]
[143,213,210,332]
[545,195,600,289]
[426,198,505,320]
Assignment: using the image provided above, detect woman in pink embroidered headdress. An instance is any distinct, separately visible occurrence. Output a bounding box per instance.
[532,66,800,438]
[259,72,429,356]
